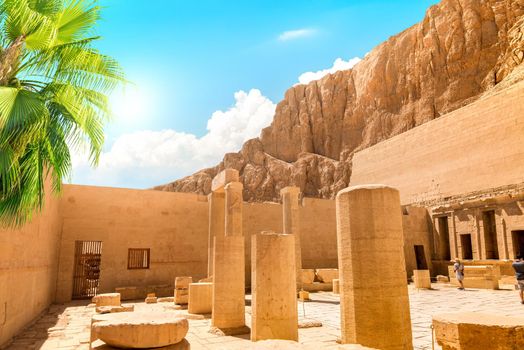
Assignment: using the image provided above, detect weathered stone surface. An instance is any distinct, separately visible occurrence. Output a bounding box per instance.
[251,232,298,341]
[316,268,338,283]
[188,282,212,314]
[91,338,191,350]
[301,282,332,292]
[337,185,412,349]
[433,312,524,350]
[154,0,524,202]
[175,277,193,290]
[158,297,175,303]
[436,275,449,283]
[95,305,134,314]
[92,312,188,348]
[332,279,340,294]
[413,270,431,289]
[300,269,316,284]
[298,290,310,301]
[145,296,157,304]
[93,293,120,307]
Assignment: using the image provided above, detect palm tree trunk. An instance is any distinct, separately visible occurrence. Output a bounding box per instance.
[0,35,25,86]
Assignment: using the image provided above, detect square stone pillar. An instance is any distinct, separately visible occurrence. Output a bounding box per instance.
[336,185,413,350]
[211,180,248,335]
[207,192,225,277]
[281,186,302,289]
[251,231,298,341]
[413,270,431,289]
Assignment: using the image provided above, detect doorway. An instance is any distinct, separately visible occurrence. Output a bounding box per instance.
[437,216,451,260]
[72,241,102,299]
[414,245,428,270]
[512,231,524,258]
[482,210,499,259]
[460,234,473,260]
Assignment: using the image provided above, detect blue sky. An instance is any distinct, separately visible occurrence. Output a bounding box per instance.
[72,0,440,188]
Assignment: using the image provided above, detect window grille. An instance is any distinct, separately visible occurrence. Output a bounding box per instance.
[128,248,150,269]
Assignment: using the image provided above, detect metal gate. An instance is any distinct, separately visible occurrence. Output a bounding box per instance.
[72,240,102,299]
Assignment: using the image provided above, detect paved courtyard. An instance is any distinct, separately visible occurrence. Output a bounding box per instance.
[5,283,523,350]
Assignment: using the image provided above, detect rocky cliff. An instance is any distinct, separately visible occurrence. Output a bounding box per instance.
[155,0,524,201]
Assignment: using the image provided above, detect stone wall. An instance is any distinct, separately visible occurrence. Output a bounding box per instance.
[350,81,524,205]
[55,185,210,303]
[402,206,433,278]
[0,183,62,347]
[55,185,339,302]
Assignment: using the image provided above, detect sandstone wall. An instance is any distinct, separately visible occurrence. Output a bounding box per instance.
[350,81,524,205]
[55,185,338,302]
[55,185,210,303]
[0,184,62,347]
[157,0,524,201]
[402,206,433,279]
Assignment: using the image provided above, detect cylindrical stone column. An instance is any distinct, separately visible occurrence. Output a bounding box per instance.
[251,231,298,341]
[211,181,246,333]
[336,185,413,350]
[207,191,225,277]
[281,187,302,289]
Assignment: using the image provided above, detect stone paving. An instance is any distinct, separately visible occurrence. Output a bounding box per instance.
[5,283,523,350]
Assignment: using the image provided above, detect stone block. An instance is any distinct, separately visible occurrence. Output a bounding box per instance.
[301,282,332,292]
[92,312,188,348]
[498,275,517,290]
[298,290,310,301]
[175,277,193,289]
[433,312,524,350]
[300,269,315,284]
[211,169,239,192]
[174,289,189,305]
[436,275,449,283]
[316,268,338,283]
[95,305,134,314]
[413,270,431,289]
[158,297,175,303]
[333,279,340,294]
[145,296,157,304]
[188,282,213,314]
[93,293,121,307]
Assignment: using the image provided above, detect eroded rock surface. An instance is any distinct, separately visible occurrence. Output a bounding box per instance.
[155,0,524,202]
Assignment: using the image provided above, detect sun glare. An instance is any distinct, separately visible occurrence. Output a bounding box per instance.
[110,85,150,122]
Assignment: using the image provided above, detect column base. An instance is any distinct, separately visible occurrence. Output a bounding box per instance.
[208,325,251,336]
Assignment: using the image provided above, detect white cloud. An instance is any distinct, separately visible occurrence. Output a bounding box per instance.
[71,89,276,188]
[278,28,316,42]
[297,57,361,85]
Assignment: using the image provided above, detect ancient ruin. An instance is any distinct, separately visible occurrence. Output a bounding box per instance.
[2,0,524,349]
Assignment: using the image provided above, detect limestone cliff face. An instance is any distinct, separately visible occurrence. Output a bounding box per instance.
[155,0,524,201]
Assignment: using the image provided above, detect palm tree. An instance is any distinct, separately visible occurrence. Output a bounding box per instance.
[0,0,124,226]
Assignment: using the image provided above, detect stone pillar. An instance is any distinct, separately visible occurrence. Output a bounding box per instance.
[281,187,302,288]
[207,192,225,277]
[413,270,431,289]
[336,185,412,350]
[225,182,243,237]
[251,231,298,341]
[211,180,247,334]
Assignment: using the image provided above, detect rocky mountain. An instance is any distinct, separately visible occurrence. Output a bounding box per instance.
[154,0,524,201]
